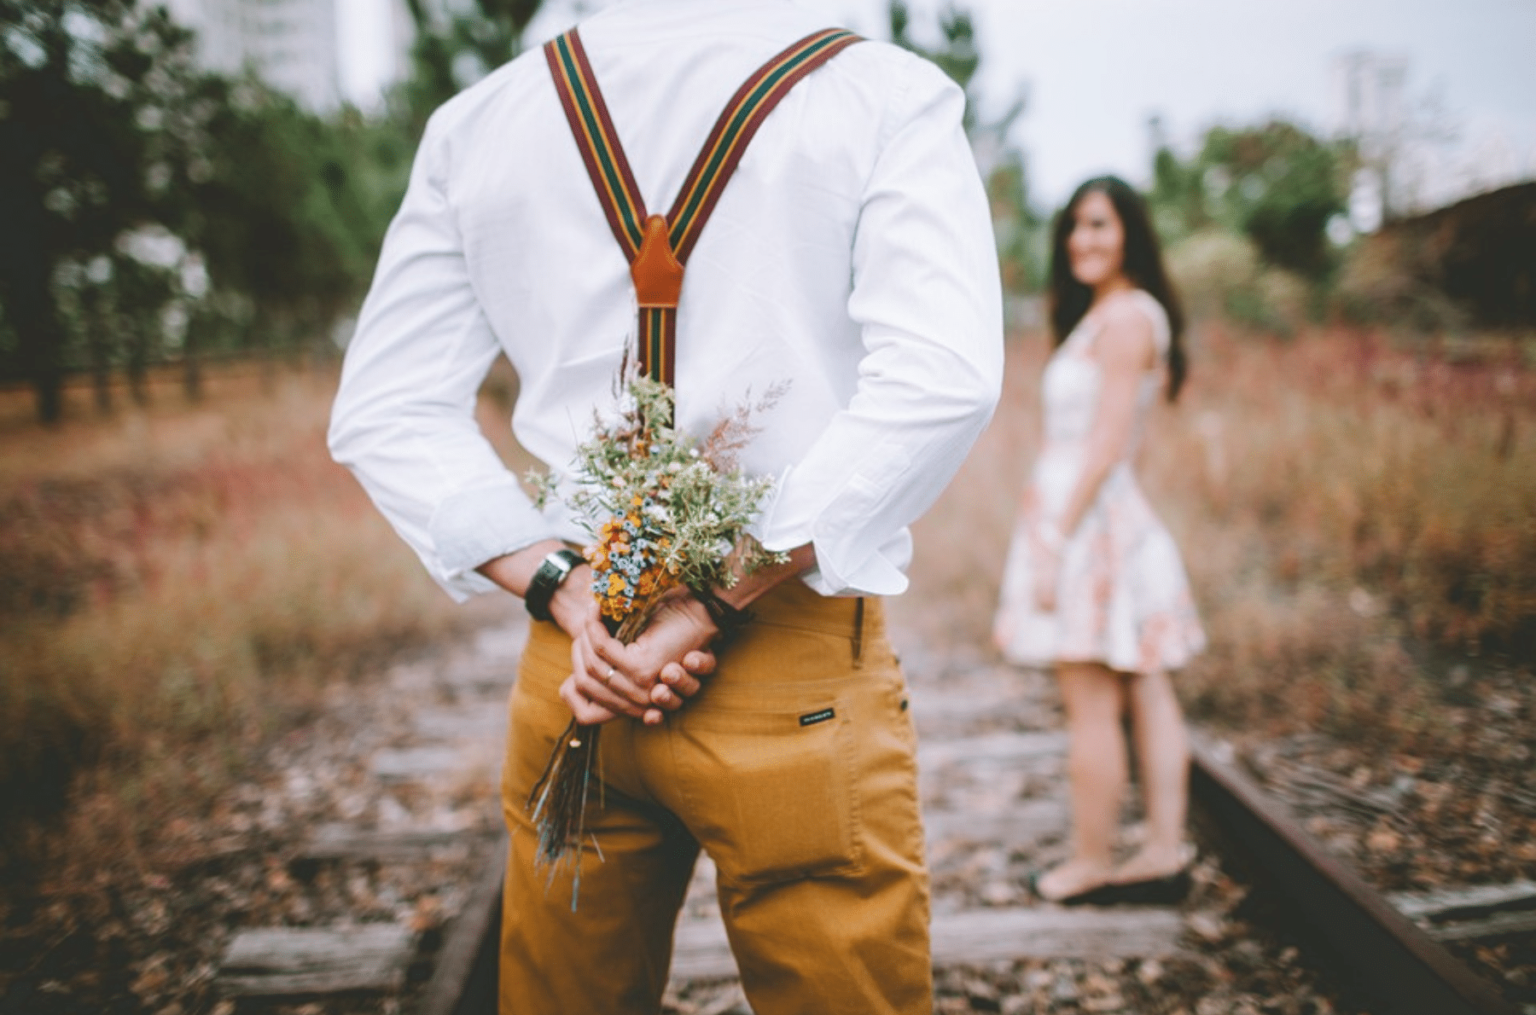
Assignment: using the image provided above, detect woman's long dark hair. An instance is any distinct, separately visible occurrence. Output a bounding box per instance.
[1048,176,1187,401]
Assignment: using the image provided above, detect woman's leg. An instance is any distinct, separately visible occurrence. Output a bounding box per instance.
[1117,669,1191,880]
[1036,661,1128,900]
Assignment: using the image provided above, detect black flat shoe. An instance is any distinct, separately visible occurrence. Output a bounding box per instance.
[1029,867,1192,906]
[1102,868,1192,906]
[1027,869,1124,907]
[1054,881,1134,906]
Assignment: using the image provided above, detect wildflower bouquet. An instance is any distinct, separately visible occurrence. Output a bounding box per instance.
[526,374,785,889]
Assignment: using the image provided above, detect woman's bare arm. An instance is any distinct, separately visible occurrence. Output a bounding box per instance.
[1055,301,1157,538]
[1032,301,1156,611]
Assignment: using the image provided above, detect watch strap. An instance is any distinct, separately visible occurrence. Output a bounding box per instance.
[692,586,753,644]
[525,548,586,623]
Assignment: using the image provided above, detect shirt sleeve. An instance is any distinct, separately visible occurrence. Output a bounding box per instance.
[327,111,561,602]
[757,56,1005,597]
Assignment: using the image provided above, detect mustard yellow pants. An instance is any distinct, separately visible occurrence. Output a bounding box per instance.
[498,583,931,1015]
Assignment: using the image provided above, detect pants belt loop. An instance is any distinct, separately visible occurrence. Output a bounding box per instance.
[852,597,864,666]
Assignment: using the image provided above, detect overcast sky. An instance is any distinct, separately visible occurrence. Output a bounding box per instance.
[827,0,1536,206]
[341,0,1536,208]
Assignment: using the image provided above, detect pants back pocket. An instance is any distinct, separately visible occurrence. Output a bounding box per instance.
[676,701,863,886]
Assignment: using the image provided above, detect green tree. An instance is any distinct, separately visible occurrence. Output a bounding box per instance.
[888,1,1043,293]
[189,83,394,357]
[1148,115,1209,242]
[988,148,1045,294]
[0,0,188,420]
[888,1,980,129]
[1151,119,1350,279]
[0,0,419,420]
[395,0,544,138]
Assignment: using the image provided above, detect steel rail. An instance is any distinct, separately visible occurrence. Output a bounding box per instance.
[424,738,1519,1015]
[1189,736,1516,1015]
[417,836,503,1015]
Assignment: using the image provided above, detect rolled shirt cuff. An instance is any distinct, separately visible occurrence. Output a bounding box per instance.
[794,529,912,598]
[427,476,563,600]
[755,465,914,598]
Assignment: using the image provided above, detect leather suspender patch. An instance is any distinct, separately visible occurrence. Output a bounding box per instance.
[544,27,862,389]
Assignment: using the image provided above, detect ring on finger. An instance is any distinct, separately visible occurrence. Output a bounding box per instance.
[603,666,616,685]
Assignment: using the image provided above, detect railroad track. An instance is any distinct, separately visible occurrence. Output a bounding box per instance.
[207,628,1527,1015]
[1189,738,1519,1015]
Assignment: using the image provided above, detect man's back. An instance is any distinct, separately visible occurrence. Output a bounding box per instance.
[333,0,1002,599]
[329,5,1006,1013]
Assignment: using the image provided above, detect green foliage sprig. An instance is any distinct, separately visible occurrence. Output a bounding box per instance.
[530,374,787,637]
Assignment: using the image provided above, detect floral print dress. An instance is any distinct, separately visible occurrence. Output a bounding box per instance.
[993,290,1206,675]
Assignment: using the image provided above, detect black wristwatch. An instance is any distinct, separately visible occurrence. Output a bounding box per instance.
[524,548,585,623]
[692,586,753,643]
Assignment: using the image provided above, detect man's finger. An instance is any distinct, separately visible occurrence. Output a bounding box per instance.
[658,663,701,700]
[681,649,716,676]
[649,676,695,709]
[573,670,647,718]
[574,630,653,708]
[579,611,628,665]
[586,628,624,672]
[558,676,620,725]
[591,661,655,709]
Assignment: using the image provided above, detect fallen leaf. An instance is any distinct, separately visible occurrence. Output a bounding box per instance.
[1366,828,1401,852]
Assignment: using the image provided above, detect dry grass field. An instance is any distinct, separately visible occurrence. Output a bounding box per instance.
[2,325,1532,882]
[895,322,1536,750]
[0,360,527,873]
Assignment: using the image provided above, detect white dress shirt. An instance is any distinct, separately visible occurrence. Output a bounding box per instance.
[328,0,1004,601]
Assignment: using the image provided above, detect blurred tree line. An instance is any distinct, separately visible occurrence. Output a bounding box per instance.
[3,0,1045,424]
[1145,116,1354,334]
[11,0,1478,425]
[0,0,539,423]
[889,1,1044,298]
[1151,119,1350,279]
[888,3,1369,335]
[1140,107,1531,337]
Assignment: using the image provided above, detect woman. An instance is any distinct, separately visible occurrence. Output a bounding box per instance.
[993,176,1206,905]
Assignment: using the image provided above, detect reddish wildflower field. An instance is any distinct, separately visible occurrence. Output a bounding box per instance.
[0,361,527,876]
[897,322,1536,751]
[1,325,1532,906]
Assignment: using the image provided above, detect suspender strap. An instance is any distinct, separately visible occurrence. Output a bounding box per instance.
[545,31,649,260]
[545,27,861,387]
[664,28,863,262]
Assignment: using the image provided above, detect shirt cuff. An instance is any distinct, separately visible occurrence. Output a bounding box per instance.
[794,529,912,597]
[756,464,914,598]
[428,477,562,599]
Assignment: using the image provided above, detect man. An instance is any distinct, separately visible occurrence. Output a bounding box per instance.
[329,1,1002,1011]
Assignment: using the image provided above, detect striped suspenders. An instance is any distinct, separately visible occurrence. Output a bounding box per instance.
[544,27,862,389]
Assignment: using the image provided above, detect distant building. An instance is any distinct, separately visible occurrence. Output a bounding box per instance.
[1331,50,1412,228]
[1361,181,1536,328]
[1332,50,1408,144]
[1331,49,1532,227]
[162,0,344,111]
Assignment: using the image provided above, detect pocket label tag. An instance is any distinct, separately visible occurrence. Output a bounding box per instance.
[798,707,836,727]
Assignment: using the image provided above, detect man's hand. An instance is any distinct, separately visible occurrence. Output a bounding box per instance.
[477,543,716,726]
[480,537,819,726]
[565,540,818,723]
[1028,521,1064,613]
[558,585,717,726]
